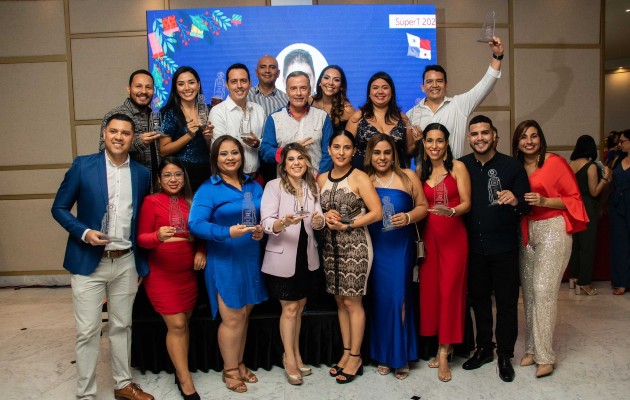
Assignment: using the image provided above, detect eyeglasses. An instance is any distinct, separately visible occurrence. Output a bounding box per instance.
[619,139,630,145]
[161,172,184,180]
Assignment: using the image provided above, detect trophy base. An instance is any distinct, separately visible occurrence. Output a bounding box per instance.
[487,201,500,207]
[242,223,256,227]
[340,219,352,224]
[101,235,122,243]
[477,38,493,43]
[294,210,311,216]
[174,227,188,233]
[382,226,397,232]
[432,205,451,211]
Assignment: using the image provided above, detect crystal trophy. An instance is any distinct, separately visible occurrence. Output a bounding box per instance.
[169,196,187,233]
[242,191,257,227]
[213,72,225,101]
[151,111,165,136]
[340,204,352,224]
[239,106,253,138]
[293,185,310,216]
[381,196,396,232]
[197,94,209,130]
[406,98,423,140]
[100,204,122,242]
[477,10,496,43]
[487,169,503,206]
[433,180,450,211]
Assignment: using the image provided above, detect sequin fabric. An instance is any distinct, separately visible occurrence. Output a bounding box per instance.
[519,216,572,365]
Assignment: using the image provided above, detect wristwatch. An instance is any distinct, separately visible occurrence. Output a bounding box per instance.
[346,222,354,232]
[492,53,504,60]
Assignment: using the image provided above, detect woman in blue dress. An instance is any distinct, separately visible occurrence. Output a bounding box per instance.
[609,129,630,295]
[188,136,267,393]
[364,134,428,379]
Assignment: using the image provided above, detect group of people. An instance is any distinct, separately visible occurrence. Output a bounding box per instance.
[52,33,628,400]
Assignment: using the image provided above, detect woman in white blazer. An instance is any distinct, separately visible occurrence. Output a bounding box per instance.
[261,143,325,385]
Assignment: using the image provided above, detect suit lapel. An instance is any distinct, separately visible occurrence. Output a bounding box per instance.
[97,152,109,209]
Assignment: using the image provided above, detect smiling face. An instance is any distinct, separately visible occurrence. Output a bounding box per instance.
[175,71,200,102]
[369,78,392,108]
[127,73,154,109]
[370,140,394,173]
[227,68,250,105]
[286,75,311,110]
[328,134,355,168]
[468,122,496,156]
[159,163,185,196]
[217,140,242,176]
[421,70,447,103]
[518,126,542,156]
[103,118,133,163]
[319,67,342,97]
[284,149,308,180]
[256,56,280,87]
[424,129,448,162]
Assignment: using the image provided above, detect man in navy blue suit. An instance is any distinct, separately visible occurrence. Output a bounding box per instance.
[52,113,153,400]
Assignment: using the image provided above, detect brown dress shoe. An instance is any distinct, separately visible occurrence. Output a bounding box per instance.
[114,383,154,400]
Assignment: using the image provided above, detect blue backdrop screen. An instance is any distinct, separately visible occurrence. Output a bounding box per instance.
[147,4,437,111]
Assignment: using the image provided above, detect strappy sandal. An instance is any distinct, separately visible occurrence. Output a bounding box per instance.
[336,353,363,384]
[329,347,350,377]
[238,362,258,383]
[222,368,247,393]
[377,364,391,375]
[395,365,410,380]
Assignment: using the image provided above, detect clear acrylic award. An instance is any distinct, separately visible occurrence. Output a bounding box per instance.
[239,107,253,138]
[478,10,496,43]
[433,180,450,211]
[406,98,423,140]
[293,184,310,216]
[242,191,257,227]
[213,72,225,100]
[381,196,396,232]
[197,94,209,130]
[169,196,187,233]
[100,204,122,242]
[487,169,503,206]
[151,111,165,137]
[340,204,352,224]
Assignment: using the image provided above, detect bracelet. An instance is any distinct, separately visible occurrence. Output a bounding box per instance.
[405,212,411,225]
[492,53,504,60]
[448,208,456,217]
[602,178,609,183]
[279,218,288,231]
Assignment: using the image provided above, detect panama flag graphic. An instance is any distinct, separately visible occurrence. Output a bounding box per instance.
[406,33,431,60]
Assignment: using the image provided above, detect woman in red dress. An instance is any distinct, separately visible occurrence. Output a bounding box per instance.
[417,123,471,382]
[138,157,206,399]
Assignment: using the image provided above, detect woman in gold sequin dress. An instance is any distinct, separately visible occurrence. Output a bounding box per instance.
[318,130,382,384]
[512,120,588,378]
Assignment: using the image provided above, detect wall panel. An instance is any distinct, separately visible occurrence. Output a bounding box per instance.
[0,170,66,196]
[69,0,164,34]
[75,125,101,157]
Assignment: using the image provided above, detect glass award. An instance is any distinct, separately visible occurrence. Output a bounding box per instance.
[487,169,503,206]
[241,191,257,227]
[293,185,310,216]
[477,10,496,43]
[213,72,225,100]
[151,111,165,137]
[197,94,209,130]
[100,204,122,242]
[340,204,352,224]
[168,196,187,233]
[406,98,423,140]
[433,180,450,211]
[381,196,396,232]
[239,107,253,138]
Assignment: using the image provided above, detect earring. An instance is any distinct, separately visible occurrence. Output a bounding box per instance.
[536,154,540,164]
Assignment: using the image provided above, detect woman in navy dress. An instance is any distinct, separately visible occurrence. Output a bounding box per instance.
[609,129,630,295]
[365,134,428,379]
[188,136,267,393]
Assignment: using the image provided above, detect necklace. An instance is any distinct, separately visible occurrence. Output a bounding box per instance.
[375,172,395,188]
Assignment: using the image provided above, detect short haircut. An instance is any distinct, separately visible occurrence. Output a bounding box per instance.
[468,115,496,132]
[570,135,598,161]
[283,48,314,77]
[226,63,251,82]
[285,70,311,87]
[422,65,447,83]
[104,113,135,132]
[128,69,153,86]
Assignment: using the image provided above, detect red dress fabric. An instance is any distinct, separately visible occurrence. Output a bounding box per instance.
[521,154,589,245]
[420,174,468,344]
[137,192,199,314]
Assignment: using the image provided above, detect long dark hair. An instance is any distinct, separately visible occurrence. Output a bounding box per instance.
[160,66,203,128]
[418,123,454,182]
[512,120,547,168]
[355,72,401,125]
[570,135,598,161]
[210,136,245,181]
[312,65,350,127]
[278,143,319,202]
[364,134,412,193]
[157,157,193,205]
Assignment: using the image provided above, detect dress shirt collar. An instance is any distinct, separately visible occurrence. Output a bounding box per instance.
[104,151,130,168]
[286,102,310,119]
[420,96,452,110]
[123,97,151,116]
[224,95,253,113]
[210,173,252,185]
[254,85,280,96]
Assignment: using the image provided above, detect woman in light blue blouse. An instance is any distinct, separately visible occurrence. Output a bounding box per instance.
[188,136,267,393]
[158,66,213,192]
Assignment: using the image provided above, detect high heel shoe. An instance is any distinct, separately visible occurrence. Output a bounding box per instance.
[568,278,577,289]
[613,287,626,295]
[222,368,247,393]
[329,347,350,377]
[437,346,453,382]
[175,375,201,400]
[428,346,453,368]
[535,363,554,378]
[520,353,535,367]
[282,353,303,386]
[336,353,363,384]
[576,284,598,295]
[238,362,257,383]
[298,365,312,377]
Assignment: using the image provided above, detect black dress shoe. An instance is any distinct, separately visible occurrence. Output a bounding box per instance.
[498,356,515,382]
[462,348,494,370]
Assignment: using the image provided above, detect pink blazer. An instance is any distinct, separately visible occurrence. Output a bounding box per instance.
[261,179,322,277]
